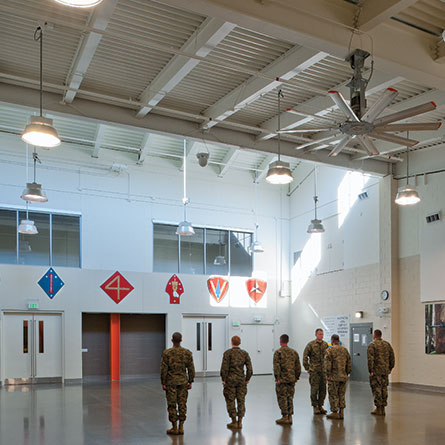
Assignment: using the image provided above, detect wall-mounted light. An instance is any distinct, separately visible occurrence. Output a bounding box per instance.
[355,311,364,319]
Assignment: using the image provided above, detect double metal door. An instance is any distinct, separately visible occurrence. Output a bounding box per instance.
[3,313,62,384]
[350,323,373,381]
[182,316,226,376]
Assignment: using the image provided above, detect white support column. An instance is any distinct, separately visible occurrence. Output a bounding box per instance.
[92,124,106,158]
[136,18,236,118]
[179,141,198,171]
[201,47,327,129]
[218,147,239,177]
[63,0,118,104]
[137,133,153,165]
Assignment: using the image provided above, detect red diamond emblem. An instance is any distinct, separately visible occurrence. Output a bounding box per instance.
[100,271,134,304]
[246,278,267,303]
[165,274,184,304]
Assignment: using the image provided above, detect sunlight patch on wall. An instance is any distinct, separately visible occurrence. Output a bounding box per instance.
[338,171,370,228]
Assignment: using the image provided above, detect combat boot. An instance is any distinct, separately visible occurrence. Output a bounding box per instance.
[237,417,243,429]
[227,417,238,429]
[338,408,344,419]
[275,416,288,425]
[166,421,178,435]
[380,407,386,416]
[371,407,379,415]
[287,415,293,425]
[319,406,327,414]
[178,421,184,435]
[313,406,321,415]
[326,411,340,419]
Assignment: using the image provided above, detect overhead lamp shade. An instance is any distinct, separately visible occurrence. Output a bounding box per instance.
[22,116,61,148]
[395,184,420,206]
[176,220,195,236]
[213,255,227,266]
[18,219,38,235]
[266,160,293,185]
[307,218,325,234]
[54,0,103,7]
[249,240,265,253]
[21,182,48,203]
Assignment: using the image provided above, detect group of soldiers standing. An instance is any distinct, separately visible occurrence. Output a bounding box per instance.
[160,327,395,435]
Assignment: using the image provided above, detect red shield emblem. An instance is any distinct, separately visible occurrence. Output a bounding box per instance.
[165,274,184,304]
[246,278,267,303]
[207,276,229,303]
[100,271,134,304]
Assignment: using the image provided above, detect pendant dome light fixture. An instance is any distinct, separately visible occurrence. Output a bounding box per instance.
[54,0,103,7]
[395,133,421,206]
[307,167,325,233]
[18,202,38,235]
[249,173,265,253]
[176,140,195,236]
[22,26,61,149]
[266,89,293,185]
[213,231,227,266]
[21,150,48,203]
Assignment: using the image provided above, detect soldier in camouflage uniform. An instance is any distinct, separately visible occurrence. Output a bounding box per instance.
[220,335,253,429]
[303,328,329,415]
[161,332,195,435]
[367,329,395,416]
[273,334,301,425]
[325,334,351,420]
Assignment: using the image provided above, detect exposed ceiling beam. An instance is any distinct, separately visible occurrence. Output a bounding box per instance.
[92,124,106,158]
[63,0,118,104]
[136,18,235,118]
[218,147,239,177]
[357,0,419,32]
[179,140,198,171]
[257,70,404,141]
[201,47,327,129]
[137,133,153,165]
[0,83,392,176]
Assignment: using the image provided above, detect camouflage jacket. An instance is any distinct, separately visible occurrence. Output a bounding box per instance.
[324,345,352,382]
[161,346,195,386]
[220,347,253,385]
[303,340,329,373]
[367,339,395,376]
[273,346,301,383]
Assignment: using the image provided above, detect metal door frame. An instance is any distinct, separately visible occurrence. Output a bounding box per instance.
[349,322,373,382]
[1,310,64,385]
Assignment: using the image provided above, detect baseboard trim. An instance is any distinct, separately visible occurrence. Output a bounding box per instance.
[390,382,445,394]
[64,379,82,385]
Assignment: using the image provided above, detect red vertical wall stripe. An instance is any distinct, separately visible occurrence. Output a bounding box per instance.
[110,313,121,381]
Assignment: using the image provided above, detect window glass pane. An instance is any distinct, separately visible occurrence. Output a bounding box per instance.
[206,229,228,276]
[52,215,81,267]
[230,231,253,277]
[0,209,17,264]
[153,224,178,273]
[180,227,204,274]
[39,321,44,353]
[18,212,50,266]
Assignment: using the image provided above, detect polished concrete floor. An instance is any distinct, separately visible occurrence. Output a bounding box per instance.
[1,375,444,444]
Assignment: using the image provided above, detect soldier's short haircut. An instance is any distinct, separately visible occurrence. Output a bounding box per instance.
[172,332,182,344]
[280,334,289,344]
[315,328,323,334]
[231,335,241,346]
[331,334,340,343]
[374,329,382,338]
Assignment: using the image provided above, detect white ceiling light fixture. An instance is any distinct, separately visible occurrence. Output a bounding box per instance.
[307,167,325,233]
[21,150,48,203]
[213,231,227,266]
[18,203,38,235]
[266,89,293,185]
[249,173,265,253]
[395,135,420,206]
[54,0,103,7]
[22,26,61,149]
[176,140,195,236]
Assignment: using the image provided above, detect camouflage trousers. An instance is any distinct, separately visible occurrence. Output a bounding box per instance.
[370,374,389,407]
[275,382,295,416]
[327,380,347,412]
[165,384,189,422]
[309,371,327,407]
[223,383,247,418]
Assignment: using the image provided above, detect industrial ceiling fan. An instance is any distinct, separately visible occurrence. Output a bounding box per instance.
[279,49,441,157]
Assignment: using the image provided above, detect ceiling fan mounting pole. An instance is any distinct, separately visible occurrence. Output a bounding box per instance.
[346,49,370,119]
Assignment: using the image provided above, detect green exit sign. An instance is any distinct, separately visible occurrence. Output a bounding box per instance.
[27,301,39,310]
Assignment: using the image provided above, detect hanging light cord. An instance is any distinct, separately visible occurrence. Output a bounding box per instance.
[313,167,319,220]
[32,149,41,183]
[406,131,409,185]
[254,171,259,239]
[277,89,284,161]
[182,139,188,220]
[34,26,43,117]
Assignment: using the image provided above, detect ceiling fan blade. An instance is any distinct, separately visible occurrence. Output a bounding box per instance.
[285,108,339,124]
[296,134,341,150]
[357,135,380,156]
[278,126,337,133]
[362,88,398,123]
[373,101,437,126]
[328,91,360,122]
[369,131,419,146]
[328,135,352,157]
[374,122,442,132]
